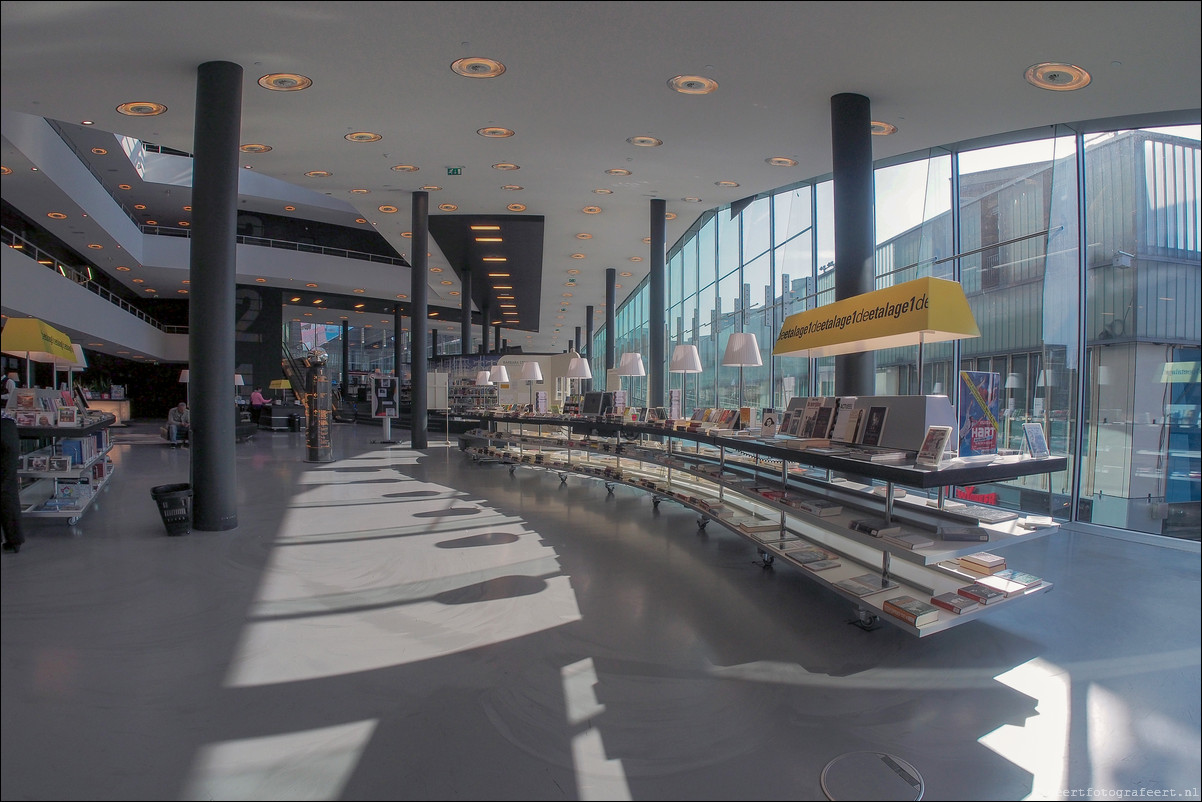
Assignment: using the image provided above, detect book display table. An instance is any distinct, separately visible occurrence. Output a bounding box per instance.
[15,413,117,525]
[460,414,1067,637]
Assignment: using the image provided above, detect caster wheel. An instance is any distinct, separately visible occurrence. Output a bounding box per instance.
[68,516,80,525]
[758,550,775,566]
[652,497,661,508]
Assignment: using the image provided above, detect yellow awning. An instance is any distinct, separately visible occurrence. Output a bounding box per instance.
[269,379,292,390]
[1,317,77,363]
[773,276,980,357]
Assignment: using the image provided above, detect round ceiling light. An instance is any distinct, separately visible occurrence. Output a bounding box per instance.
[116,101,167,116]
[592,188,613,195]
[575,233,592,240]
[305,170,333,177]
[570,253,586,259]
[391,164,419,172]
[378,205,398,213]
[627,135,663,147]
[258,73,312,91]
[629,256,643,262]
[240,143,272,153]
[451,57,506,78]
[507,203,526,212]
[665,212,677,220]
[350,188,370,194]
[1025,62,1092,91]
[582,206,602,214]
[605,168,632,176]
[715,180,740,188]
[667,75,718,94]
[620,271,633,277]
[438,203,459,212]
[345,132,382,143]
[682,197,702,203]
[501,184,523,191]
[421,185,443,191]
[766,156,798,167]
[478,127,515,138]
[47,212,67,219]
[492,163,520,171]
[870,121,898,136]
[90,147,108,155]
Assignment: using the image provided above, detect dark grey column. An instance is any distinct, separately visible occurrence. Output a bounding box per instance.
[460,269,472,355]
[574,328,581,356]
[431,329,439,357]
[189,60,242,532]
[494,324,501,353]
[481,301,490,354]
[341,321,349,394]
[605,268,616,373]
[830,93,876,396]
[410,192,429,448]
[584,305,595,391]
[649,198,667,409]
[393,307,404,378]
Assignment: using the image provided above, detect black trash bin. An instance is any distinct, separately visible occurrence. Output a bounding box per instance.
[151,483,192,536]
[288,413,301,432]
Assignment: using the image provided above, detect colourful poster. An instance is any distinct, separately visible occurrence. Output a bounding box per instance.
[958,371,1001,457]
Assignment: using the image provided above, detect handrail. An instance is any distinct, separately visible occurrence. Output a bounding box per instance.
[142,225,407,267]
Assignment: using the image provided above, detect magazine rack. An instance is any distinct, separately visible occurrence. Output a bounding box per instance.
[15,413,116,525]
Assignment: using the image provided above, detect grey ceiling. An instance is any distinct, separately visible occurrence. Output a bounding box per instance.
[1,1,1199,353]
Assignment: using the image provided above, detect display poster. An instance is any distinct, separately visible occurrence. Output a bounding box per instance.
[958,370,1001,457]
[371,376,399,419]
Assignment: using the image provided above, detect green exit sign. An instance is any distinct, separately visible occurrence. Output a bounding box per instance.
[447,167,463,176]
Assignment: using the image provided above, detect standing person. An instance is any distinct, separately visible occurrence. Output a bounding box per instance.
[1,415,25,553]
[1,370,18,408]
[249,386,269,424]
[166,401,190,447]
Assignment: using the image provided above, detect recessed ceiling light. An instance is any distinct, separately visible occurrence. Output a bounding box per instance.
[116,101,167,116]
[471,225,501,231]
[665,212,677,220]
[482,257,507,262]
[116,266,131,271]
[345,132,382,143]
[350,188,370,194]
[615,284,623,289]
[582,206,602,214]
[183,205,192,211]
[290,297,301,302]
[715,180,740,188]
[355,218,367,223]
[451,57,506,78]
[421,185,442,191]
[449,291,460,296]
[492,163,520,171]
[87,243,102,249]
[378,205,398,213]
[567,269,581,275]
[255,278,267,284]
[563,292,573,298]
[401,231,412,238]
[313,299,323,304]
[305,283,318,288]
[592,188,613,195]
[682,197,702,203]
[620,271,633,277]
[90,147,108,155]
[439,203,459,211]
[132,278,144,283]
[627,135,663,147]
[606,168,632,176]
[177,289,188,294]
[46,212,67,220]
[629,256,643,262]
[575,233,592,240]
[178,221,190,227]
[397,294,409,299]
[570,253,586,259]
[352,288,366,293]
[642,237,652,244]
[507,203,526,212]
[430,267,443,272]
[475,237,503,242]
[766,156,798,167]
[240,143,272,153]
[391,164,419,172]
[283,205,296,211]
[440,280,453,285]
[145,220,157,225]
[258,73,312,91]
[305,170,333,177]
[478,127,515,138]
[870,121,898,136]
[81,121,94,126]
[667,75,718,94]
[1025,62,1092,91]
[501,184,523,191]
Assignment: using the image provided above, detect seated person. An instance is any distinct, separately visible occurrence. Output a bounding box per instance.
[166,401,190,446]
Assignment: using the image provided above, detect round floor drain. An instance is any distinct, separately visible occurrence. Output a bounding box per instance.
[820,751,923,800]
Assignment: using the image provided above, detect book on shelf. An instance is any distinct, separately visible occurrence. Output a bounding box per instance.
[1017,515,1056,530]
[849,518,902,538]
[834,572,898,597]
[930,591,979,614]
[882,595,940,627]
[779,544,833,563]
[958,370,1001,457]
[784,437,831,450]
[805,445,854,456]
[958,551,1006,572]
[977,574,1031,598]
[914,425,954,469]
[1023,422,1051,459]
[778,409,796,437]
[846,447,909,464]
[809,405,835,439]
[14,389,37,410]
[957,582,1007,605]
[881,532,935,551]
[991,568,1043,589]
[936,525,992,542]
[797,397,825,437]
[860,406,889,446]
[792,498,842,517]
[15,411,37,427]
[802,558,842,572]
[828,396,859,442]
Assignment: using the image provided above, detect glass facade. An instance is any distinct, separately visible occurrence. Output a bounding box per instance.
[601,123,1200,541]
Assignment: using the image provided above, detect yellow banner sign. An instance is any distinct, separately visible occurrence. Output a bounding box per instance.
[773,277,980,357]
[1,317,77,363]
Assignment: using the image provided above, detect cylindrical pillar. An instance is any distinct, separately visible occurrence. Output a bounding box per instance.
[461,269,472,355]
[649,198,667,409]
[394,306,404,379]
[585,305,595,391]
[481,301,491,354]
[830,93,876,396]
[431,329,439,357]
[410,192,429,448]
[341,320,350,398]
[605,268,616,374]
[189,60,242,532]
[305,364,333,462]
[494,323,501,353]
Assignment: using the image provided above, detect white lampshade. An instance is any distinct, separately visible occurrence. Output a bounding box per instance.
[565,352,593,379]
[1005,372,1023,389]
[475,370,493,386]
[519,361,543,382]
[1037,369,1054,388]
[179,369,189,382]
[931,382,944,395]
[234,374,245,386]
[669,344,703,373]
[490,364,510,384]
[617,352,646,377]
[721,332,762,367]
[53,344,88,372]
[1096,366,1112,386]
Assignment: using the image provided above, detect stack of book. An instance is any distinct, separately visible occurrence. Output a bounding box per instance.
[956,582,1007,605]
[882,595,940,626]
[881,531,935,550]
[977,568,1043,597]
[957,551,1007,575]
[848,518,902,538]
[834,573,898,597]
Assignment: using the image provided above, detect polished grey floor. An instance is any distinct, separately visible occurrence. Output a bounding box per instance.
[2,421,1200,802]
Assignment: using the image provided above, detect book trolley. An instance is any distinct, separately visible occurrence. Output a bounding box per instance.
[460,414,1065,637]
[15,412,116,525]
